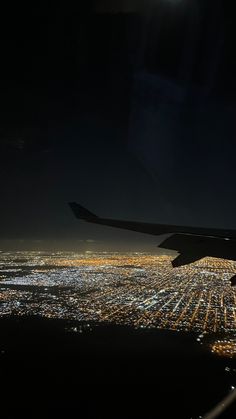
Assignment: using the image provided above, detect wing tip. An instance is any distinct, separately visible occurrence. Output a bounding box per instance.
[68,202,98,221]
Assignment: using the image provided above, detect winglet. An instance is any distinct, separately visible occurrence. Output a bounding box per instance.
[68,202,98,221]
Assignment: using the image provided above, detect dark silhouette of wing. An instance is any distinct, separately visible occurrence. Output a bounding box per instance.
[69,202,236,268]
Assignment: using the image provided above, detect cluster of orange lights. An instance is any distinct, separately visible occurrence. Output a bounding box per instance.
[48,254,172,268]
[211,340,236,358]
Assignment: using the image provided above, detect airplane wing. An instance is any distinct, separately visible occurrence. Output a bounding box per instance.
[69,202,236,270]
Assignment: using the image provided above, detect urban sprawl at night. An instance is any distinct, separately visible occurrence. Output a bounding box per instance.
[1,251,236,339]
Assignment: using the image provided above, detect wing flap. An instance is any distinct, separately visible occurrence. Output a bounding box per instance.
[172,253,204,267]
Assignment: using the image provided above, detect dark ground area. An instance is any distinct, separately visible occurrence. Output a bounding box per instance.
[1,317,236,418]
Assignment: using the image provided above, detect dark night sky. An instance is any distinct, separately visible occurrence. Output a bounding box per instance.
[0,0,236,250]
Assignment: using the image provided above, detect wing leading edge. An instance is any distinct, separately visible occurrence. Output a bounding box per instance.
[69,202,236,271]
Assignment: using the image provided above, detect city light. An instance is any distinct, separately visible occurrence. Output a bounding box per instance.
[211,340,236,358]
[1,251,236,348]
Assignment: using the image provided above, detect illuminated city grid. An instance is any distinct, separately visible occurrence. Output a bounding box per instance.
[0,251,236,337]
